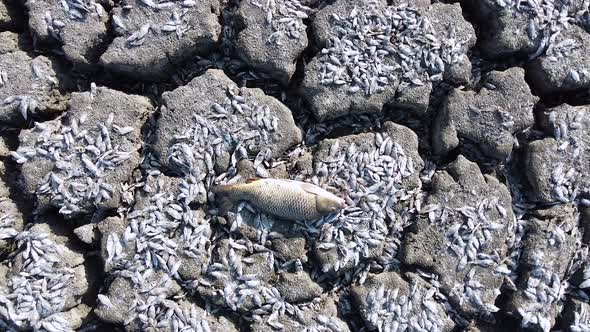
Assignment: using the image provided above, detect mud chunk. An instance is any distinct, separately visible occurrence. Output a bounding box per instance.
[14,86,152,216]
[433,67,537,160]
[234,0,310,85]
[100,0,221,79]
[275,272,322,303]
[26,0,108,66]
[155,69,302,187]
[351,272,455,331]
[0,217,90,331]
[0,51,66,125]
[302,0,475,121]
[250,295,350,332]
[312,122,423,276]
[401,155,514,320]
[506,216,577,332]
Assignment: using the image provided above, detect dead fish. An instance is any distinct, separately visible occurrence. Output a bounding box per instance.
[212,178,346,221]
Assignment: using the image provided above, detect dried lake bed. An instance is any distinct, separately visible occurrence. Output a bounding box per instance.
[2,0,590,331]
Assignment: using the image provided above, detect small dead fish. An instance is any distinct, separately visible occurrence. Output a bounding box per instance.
[212,178,346,221]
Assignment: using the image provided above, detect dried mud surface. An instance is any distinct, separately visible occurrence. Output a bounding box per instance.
[2,0,590,331]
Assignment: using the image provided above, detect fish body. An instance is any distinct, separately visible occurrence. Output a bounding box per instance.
[212,178,346,221]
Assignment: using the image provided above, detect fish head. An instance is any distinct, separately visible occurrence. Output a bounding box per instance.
[316,195,347,214]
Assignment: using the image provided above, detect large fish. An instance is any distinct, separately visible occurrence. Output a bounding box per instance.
[211,178,346,221]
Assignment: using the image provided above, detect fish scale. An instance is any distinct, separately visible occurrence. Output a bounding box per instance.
[233,181,318,220]
[213,178,345,221]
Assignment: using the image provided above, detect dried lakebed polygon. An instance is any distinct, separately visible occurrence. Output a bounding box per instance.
[352,272,455,331]
[155,69,302,184]
[0,220,89,331]
[433,67,537,160]
[527,104,590,205]
[4,0,590,331]
[470,0,590,94]
[402,155,514,321]
[234,0,312,85]
[94,173,228,330]
[12,86,153,216]
[25,0,108,66]
[100,0,221,78]
[0,50,66,125]
[0,172,23,255]
[301,0,475,121]
[311,122,423,276]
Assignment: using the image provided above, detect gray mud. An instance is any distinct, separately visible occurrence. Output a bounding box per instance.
[2,1,590,331]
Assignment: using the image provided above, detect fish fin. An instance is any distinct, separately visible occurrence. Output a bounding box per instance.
[266,178,334,197]
[217,196,234,215]
[296,181,333,197]
[245,178,262,184]
[211,184,237,215]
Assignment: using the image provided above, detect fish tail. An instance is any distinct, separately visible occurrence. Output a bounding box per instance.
[217,195,234,215]
[211,183,242,215]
